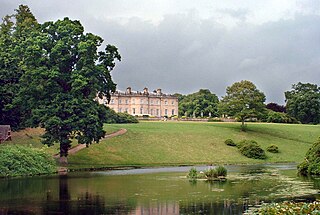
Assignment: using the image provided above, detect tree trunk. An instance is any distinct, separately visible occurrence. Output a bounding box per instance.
[241,119,246,131]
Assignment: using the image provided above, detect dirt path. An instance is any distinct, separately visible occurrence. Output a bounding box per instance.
[54,128,127,158]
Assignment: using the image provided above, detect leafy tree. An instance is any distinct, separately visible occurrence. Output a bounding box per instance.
[178,89,219,117]
[285,82,320,124]
[219,80,266,130]
[1,5,121,161]
[0,5,39,129]
[266,102,286,113]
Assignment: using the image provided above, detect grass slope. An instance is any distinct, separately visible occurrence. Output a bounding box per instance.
[67,122,320,169]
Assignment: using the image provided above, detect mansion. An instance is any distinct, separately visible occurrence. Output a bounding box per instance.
[98,87,179,117]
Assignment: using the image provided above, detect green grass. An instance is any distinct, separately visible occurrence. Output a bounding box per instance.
[66,121,320,169]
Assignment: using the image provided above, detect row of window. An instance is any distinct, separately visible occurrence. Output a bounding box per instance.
[111,99,175,105]
[118,108,175,116]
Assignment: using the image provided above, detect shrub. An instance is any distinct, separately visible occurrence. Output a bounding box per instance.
[0,145,57,177]
[239,140,266,159]
[224,139,236,146]
[237,139,258,149]
[215,166,227,177]
[187,167,198,179]
[298,138,320,176]
[267,144,279,153]
[105,107,138,124]
[204,168,218,178]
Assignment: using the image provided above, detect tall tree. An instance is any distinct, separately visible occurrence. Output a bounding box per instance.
[1,5,121,162]
[219,80,266,130]
[266,102,286,113]
[0,5,39,129]
[178,89,219,117]
[285,82,320,124]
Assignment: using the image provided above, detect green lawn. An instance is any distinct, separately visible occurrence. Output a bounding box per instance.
[66,121,320,169]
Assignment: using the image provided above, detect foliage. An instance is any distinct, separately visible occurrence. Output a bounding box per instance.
[237,139,258,149]
[204,166,227,179]
[262,110,299,124]
[224,139,236,146]
[267,144,279,153]
[0,5,121,158]
[0,145,56,177]
[248,201,320,215]
[178,89,219,117]
[187,167,198,179]
[298,137,320,176]
[285,82,320,124]
[266,102,286,113]
[219,80,266,131]
[238,140,266,159]
[0,5,39,130]
[105,107,138,124]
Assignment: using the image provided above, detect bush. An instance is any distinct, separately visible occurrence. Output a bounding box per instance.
[216,166,227,177]
[238,140,266,159]
[187,167,198,179]
[0,145,57,177]
[224,139,236,146]
[298,138,320,176]
[105,107,138,124]
[237,140,258,149]
[261,110,299,124]
[267,144,279,153]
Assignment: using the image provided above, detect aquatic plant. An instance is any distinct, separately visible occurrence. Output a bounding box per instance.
[247,201,320,215]
[187,167,198,179]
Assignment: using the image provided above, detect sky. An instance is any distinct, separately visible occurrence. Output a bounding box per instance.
[1,0,320,104]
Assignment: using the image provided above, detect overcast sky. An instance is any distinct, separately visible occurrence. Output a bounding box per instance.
[1,0,320,103]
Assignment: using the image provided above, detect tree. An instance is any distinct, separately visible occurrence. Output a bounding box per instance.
[285,82,320,124]
[0,5,39,129]
[178,89,219,117]
[266,102,286,113]
[2,5,121,162]
[219,80,266,130]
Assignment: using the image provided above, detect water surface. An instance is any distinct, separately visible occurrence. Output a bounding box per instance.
[0,163,319,214]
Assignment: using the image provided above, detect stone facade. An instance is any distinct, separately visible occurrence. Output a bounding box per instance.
[98,87,178,117]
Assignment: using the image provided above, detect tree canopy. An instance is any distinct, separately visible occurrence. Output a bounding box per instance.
[285,82,320,124]
[219,80,266,130]
[178,89,219,117]
[0,5,121,159]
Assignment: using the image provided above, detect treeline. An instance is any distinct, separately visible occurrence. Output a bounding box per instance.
[177,81,320,125]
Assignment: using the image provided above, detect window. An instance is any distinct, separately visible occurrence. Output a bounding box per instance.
[125,99,128,104]
[165,100,168,105]
[111,99,114,104]
[140,108,143,114]
[171,101,174,105]
[132,99,135,104]
[151,100,153,104]
[125,108,128,113]
[140,99,143,104]
[165,109,168,115]
[156,109,159,116]
[156,100,159,105]
[151,109,154,115]
[119,99,122,104]
[172,109,175,115]
[133,108,136,114]
[119,108,122,113]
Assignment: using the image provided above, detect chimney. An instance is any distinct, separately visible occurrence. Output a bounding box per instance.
[126,87,132,94]
[156,88,162,95]
[143,87,149,95]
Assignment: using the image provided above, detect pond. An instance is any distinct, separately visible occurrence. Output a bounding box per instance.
[0,163,319,214]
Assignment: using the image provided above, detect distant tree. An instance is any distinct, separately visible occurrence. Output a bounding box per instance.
[266,102,286,113]
[285,82,320,124]
[178,89,219,117]
[2,5,121,162]
[219,80,266,131]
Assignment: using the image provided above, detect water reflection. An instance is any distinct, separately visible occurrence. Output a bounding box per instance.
[0,163,319,214]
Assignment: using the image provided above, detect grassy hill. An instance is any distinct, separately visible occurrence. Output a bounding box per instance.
[65,121,320,169]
